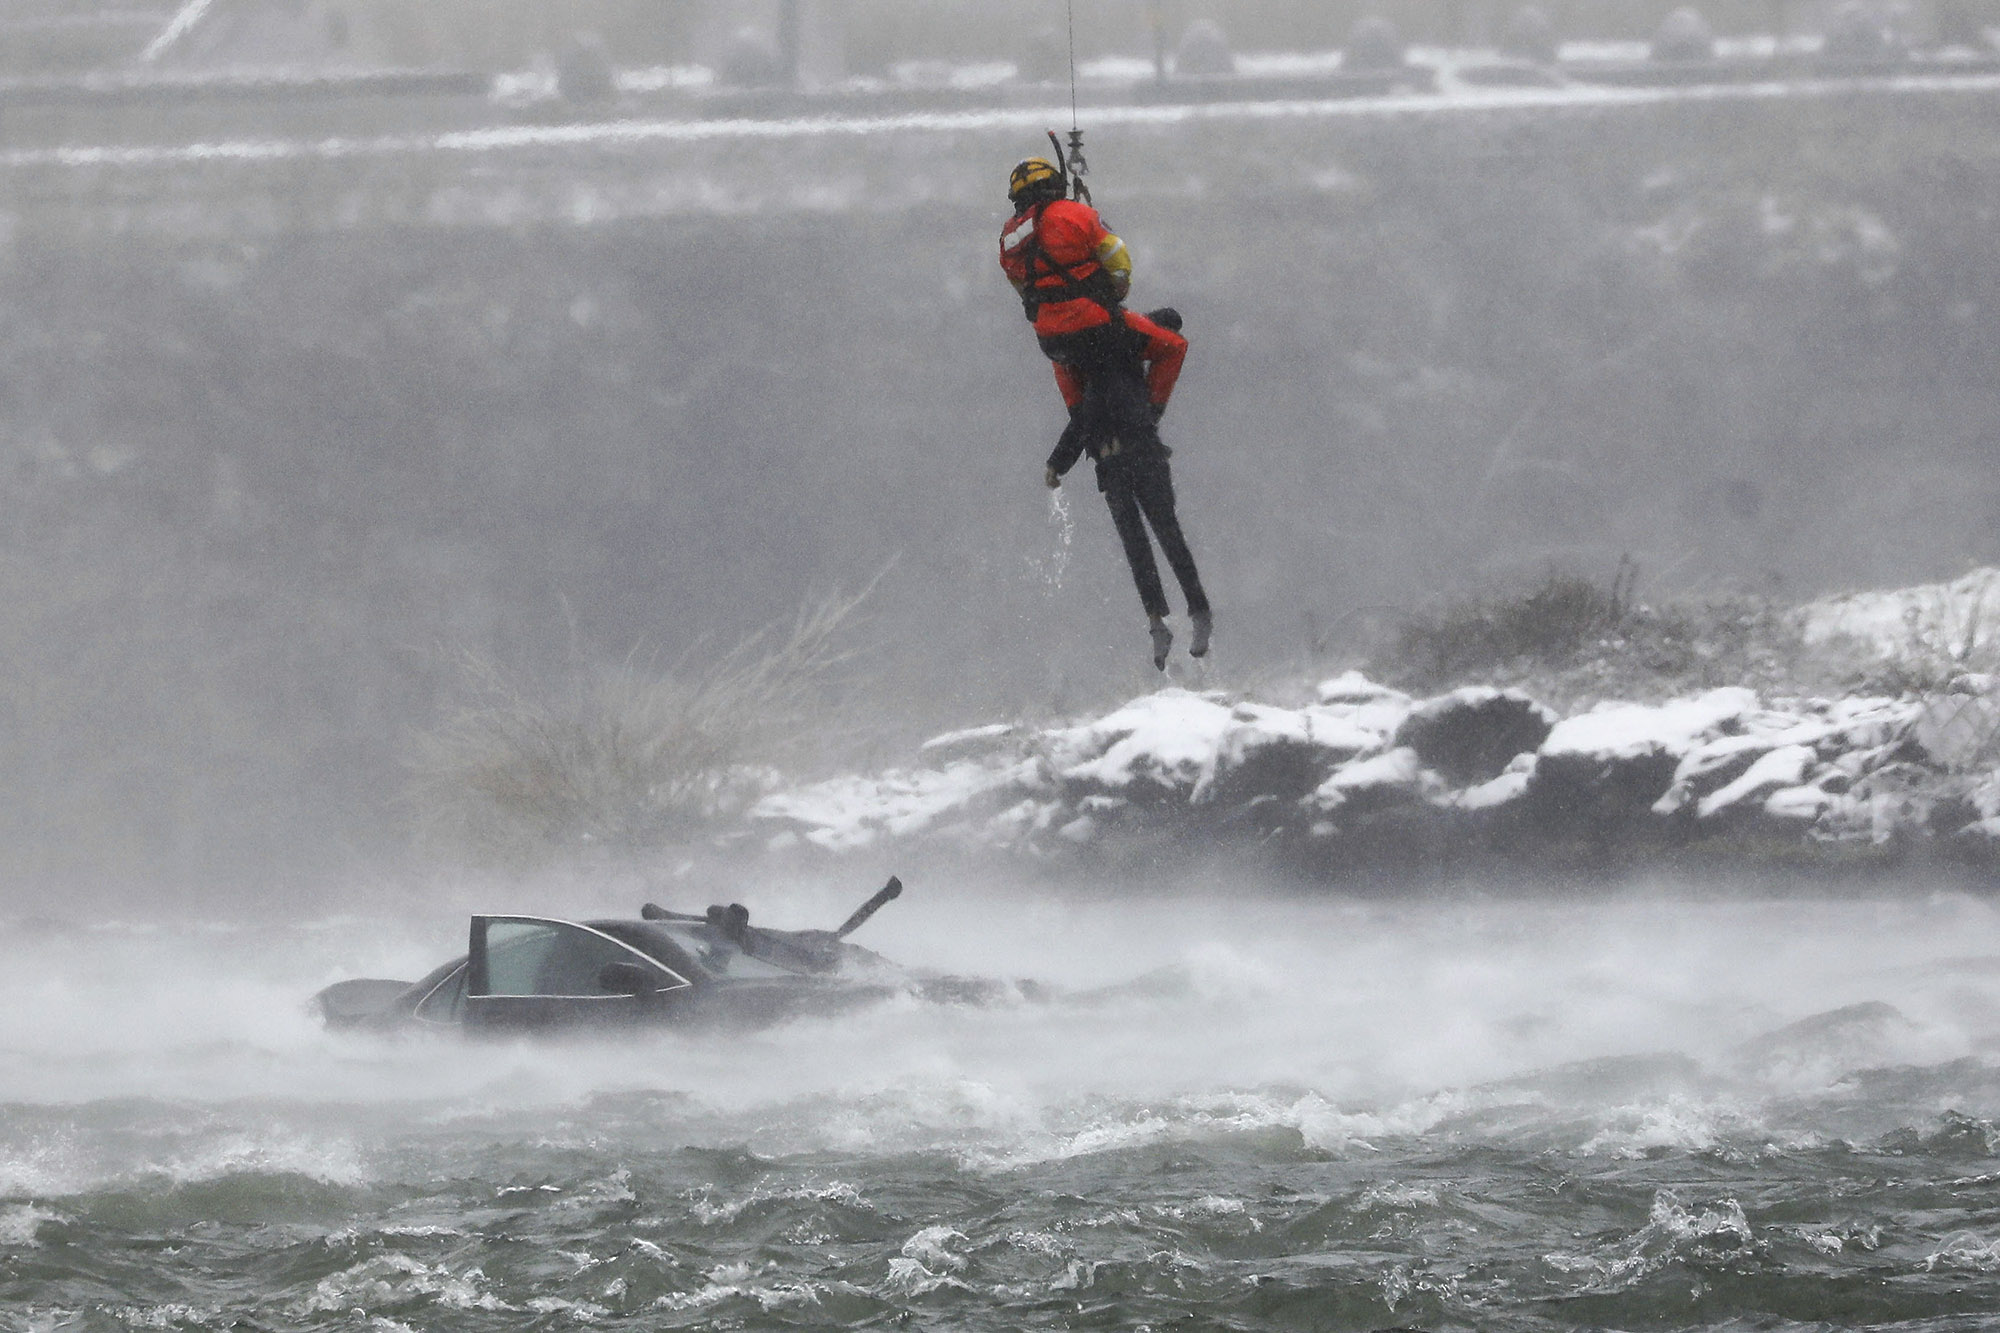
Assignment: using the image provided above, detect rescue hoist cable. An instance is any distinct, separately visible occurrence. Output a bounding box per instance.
[1067,0,1078,136]
[1058,0,1091,204]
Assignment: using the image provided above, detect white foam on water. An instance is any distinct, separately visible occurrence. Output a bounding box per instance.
[324,1223,465,1247]
[683,1180,868,1227]
[1575,1096,1754,1158]
[1927,1230,2000,1271]
[0,1203,61,1247]
[899,1224,971,1273]
[1357,1183,1439,1210]
[157,1131,369,1187]
[107,1304,222,1329]
[1543,1189,1756,1292]
[523,1295,610,1320]
[882,1255,973,1298]
[299,1254,512,1317]
[650,1261,828,1313]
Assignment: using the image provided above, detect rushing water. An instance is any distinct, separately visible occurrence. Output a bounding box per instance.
[6,881,2000,1331]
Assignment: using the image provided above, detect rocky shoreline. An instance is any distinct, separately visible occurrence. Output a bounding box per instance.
[750,576,2000,884]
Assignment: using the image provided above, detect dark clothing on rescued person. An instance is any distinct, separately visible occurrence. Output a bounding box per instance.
[1044,308,1187,417]
[1099,453,1209,621]
[1042,313,1178,475]
[1044,315,1209,623]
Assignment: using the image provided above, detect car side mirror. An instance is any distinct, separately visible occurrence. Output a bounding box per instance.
[598,961,653,997]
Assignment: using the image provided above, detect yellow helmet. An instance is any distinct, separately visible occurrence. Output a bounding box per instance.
[1008,157,1064,205]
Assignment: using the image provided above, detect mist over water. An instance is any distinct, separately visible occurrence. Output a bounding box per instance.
[10,881,2000,1329]
[8,880,1999,1120]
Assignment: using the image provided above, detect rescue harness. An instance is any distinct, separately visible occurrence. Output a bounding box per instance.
[1012,128,1118,323]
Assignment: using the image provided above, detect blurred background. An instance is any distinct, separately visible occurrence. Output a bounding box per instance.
[3,0,1999,895]
[7,0,1999,78]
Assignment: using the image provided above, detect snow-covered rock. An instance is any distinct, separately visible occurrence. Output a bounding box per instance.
[1696,744,1817,819]
[1529,688,1759,828]
[1047,690,1240,802]
[1655,733,1788,815]
[1457,753,1538,811]
[918,722,1016,765]
[1765,783,1834,823]
[1195,701,1373,809]
[1317,670,1402,705]
[1649,705,1859,816]
[1311,746,1433,813]
[1393,686,1556,785]
[740,654,2000,876]
[1541,687,1758,761]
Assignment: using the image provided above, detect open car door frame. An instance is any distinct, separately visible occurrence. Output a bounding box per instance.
[463,915,695,1033]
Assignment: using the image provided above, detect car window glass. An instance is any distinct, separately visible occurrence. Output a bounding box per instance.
[413,963,468,1023]
[653,923,805,979]
[591,923,706,977]
[483,919,674,997]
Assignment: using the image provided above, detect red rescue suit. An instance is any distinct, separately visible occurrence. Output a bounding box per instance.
[998,197,1128,338]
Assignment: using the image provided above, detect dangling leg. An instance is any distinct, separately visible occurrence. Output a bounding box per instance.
[1064,336,1178,669]
[1102,462,1174,669]
[1132,459,1212,656]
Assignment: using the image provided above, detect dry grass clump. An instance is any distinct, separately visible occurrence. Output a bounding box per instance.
[406,587,866,868]
[1389,570,1628,690]
[1377,564,1859,710]
[1515,594,1832,710]
[1841,577,2000,697]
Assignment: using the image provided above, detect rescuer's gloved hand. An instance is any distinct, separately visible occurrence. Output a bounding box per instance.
[1045,466,1062,489]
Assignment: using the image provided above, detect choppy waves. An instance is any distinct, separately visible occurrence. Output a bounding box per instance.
[9,887,2000,1329]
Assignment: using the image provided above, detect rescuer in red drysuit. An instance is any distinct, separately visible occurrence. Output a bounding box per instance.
[998,157,1212,669]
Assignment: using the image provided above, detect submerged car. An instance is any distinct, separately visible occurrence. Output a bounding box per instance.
[313,877,957,1035]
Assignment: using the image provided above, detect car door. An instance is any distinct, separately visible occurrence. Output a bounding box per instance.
[463,916,693,1033]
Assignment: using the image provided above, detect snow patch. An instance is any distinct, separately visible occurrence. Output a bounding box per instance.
[1542,688,1758,761]
[1798,567,2000,660]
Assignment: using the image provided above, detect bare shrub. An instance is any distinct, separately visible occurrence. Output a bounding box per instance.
[1389,568,1627,690]
[406,586,868,867]
[1377,562,1869,710]
[1848,576,2000,696]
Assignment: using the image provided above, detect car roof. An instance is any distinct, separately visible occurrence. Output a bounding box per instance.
[581,917,819,983]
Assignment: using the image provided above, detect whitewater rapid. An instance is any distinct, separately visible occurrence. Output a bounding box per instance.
[8,881,2000,1330]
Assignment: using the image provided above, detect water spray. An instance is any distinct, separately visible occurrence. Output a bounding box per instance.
[1040,485,1075,591]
